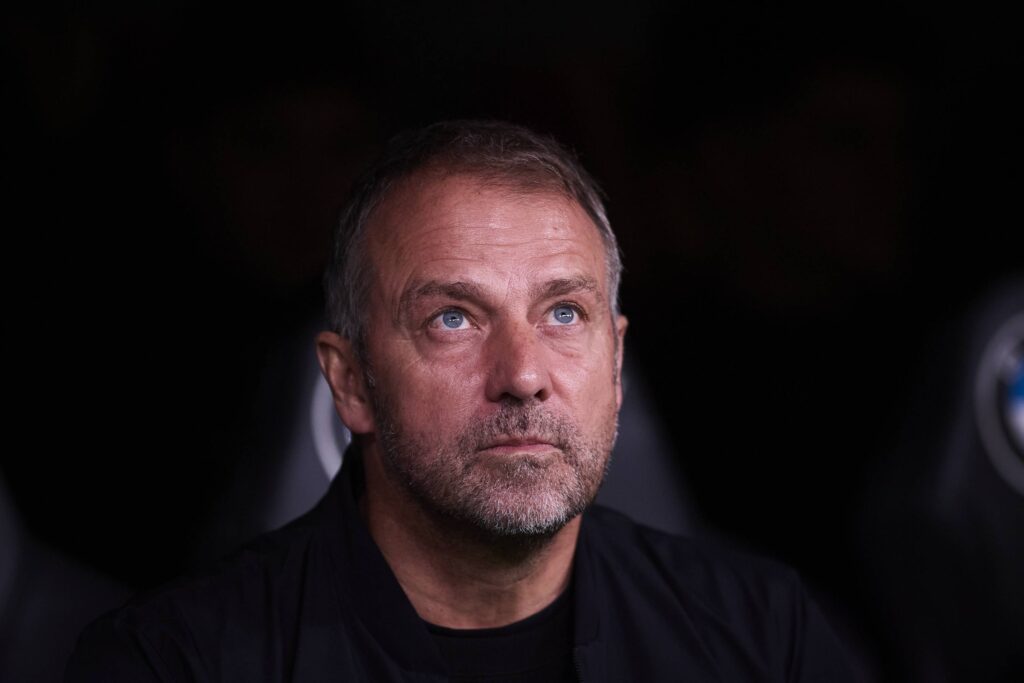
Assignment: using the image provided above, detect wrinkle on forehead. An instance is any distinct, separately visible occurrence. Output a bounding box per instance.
[369,173,598,250]
[365,174,611,325]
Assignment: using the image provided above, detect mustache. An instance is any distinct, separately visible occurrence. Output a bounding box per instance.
[461,402,575,451]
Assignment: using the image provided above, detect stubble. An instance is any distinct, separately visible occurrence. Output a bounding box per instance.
[370,389,618,540]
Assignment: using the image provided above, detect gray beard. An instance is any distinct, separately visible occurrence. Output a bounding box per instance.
[370,390,617,541]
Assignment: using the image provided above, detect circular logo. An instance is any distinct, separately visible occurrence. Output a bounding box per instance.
[975,312,1024,496]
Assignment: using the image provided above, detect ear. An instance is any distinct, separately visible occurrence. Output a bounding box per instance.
[315,331,376,434]
[613,314,628,410]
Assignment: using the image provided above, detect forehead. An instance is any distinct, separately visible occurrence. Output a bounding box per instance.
[364,172,608,299]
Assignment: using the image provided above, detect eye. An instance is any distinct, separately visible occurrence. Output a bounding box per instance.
[432,309,470,330]
[549,304,579,325]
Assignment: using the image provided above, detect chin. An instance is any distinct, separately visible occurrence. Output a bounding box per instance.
[454,482,593,539]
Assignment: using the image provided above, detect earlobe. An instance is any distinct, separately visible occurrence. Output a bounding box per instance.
[315,331,376,434]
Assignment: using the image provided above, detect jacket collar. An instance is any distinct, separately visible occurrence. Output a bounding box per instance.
[318,444,448,676]
[571,513,608,681]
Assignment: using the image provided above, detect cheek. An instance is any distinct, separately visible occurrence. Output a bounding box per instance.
[382,354,485,429]
[555,338,616,388]
[559,349,620,420]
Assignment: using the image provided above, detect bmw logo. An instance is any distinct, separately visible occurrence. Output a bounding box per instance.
[975,312,1024,496]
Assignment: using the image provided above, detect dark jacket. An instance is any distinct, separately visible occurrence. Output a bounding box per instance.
[66,453,856,682]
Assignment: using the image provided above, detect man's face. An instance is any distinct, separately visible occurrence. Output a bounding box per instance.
[359,172,627,537]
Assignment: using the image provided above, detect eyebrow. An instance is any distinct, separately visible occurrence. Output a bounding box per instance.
[533,276,603,304]
[399,280,487,320]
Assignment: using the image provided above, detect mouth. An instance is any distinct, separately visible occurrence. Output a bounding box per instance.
[480,436,558,455]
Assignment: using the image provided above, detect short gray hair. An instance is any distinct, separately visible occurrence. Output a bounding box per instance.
[324,120,622,352]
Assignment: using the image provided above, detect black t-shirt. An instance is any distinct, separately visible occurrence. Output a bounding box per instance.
[425,585,575,683]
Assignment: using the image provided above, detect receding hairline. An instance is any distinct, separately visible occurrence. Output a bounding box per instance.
[361,165,611,255]
[375,161,595,212]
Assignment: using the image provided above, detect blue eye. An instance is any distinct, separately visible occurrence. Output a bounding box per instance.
[551,305,576,324]
[439,310,466,329]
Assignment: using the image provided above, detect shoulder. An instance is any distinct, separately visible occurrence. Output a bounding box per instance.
[135,510,324,623]
[580,505,860,681]
[66,512,332,682]
[583,503,803,601]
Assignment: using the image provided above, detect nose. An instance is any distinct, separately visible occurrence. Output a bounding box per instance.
[484,321,552,403]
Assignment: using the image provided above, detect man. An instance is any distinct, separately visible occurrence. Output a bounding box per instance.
[67,121,857,681]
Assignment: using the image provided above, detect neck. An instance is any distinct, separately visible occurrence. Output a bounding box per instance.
[360,442,580,629]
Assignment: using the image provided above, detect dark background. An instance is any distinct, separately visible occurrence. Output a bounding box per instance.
[4,2,1023,680]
